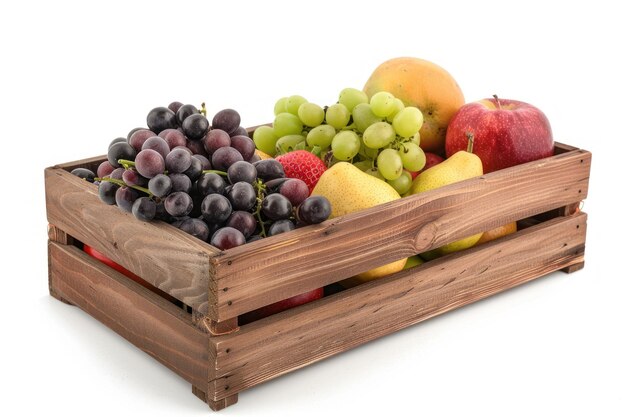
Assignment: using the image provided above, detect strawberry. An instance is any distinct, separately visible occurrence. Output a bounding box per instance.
[275,150,326,194]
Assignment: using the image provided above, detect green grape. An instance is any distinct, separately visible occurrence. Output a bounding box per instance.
[338,88,369,112]
[358,137,379,159]
[274,97,289,115]
[325,103,351,129]
[353,160,372,172]
[370,91,395,117]
[393,106,424,138]
[306,125,336,149]
[274,112,303,137]
[352,103,383,133]
[363,121,396,148]
[331,130,360,161]
[276,134,306,155]
[298,102,325,127]
[286,95,308,115]
[408,131,421,147]
[387,98,405,121]
[377,148,403,180]
[387,171,412,195]
[253,125,279,156]
[399,142,426,172]
[365,168,385,180]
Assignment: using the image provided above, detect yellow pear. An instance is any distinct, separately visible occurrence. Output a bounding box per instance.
[411,135,483,257]
[311,162,406,281]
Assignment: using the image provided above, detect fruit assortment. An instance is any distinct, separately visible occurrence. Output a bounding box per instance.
[71,56,556,316]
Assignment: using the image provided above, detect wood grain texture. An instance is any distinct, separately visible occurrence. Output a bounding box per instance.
[48,242,210,389]
[45,167,218,314]
[208,148,591,321]
[209,213,587,400]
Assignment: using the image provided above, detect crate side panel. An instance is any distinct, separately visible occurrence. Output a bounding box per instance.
[209,149,591,320]
[210,213,587,399]
[45,167,216,313]
[48,242,209,389]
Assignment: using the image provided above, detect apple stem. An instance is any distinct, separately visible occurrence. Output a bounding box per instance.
[493,94,502,109]
[465,132,475,154]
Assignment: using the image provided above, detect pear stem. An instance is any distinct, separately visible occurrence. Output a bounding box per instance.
[492,94,502,109]
[466,132,475,154]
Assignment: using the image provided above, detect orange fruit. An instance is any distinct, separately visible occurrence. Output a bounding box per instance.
[363,57,465,154]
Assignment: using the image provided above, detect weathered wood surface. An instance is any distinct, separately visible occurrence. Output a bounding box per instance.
[45,167,218,314]
[208,148,591,321]
[209,212,587,400]
[48,242,209,389]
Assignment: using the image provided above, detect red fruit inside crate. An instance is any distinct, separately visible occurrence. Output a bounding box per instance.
[239,287,324,325]
[275,150,326,194]
[83,244,179,305]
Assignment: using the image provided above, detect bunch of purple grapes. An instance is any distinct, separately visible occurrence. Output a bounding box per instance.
[74,101,331,250]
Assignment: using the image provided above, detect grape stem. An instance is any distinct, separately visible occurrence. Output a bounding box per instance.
[95,177,153,197]
[118,159,136,169]
[200,102,207,116]
[253,179,268,238]
[202,169,228,176]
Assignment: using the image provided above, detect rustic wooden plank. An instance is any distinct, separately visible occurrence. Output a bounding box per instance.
[209,213,587,399]
[48,224,74,305]
[209,149,591,321]
[45,166,217,314]
[48,242,209,389]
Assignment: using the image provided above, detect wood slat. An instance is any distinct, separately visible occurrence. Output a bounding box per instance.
[45,167,218,314]
[208,212,587,400]
[48,242,209,389]
[208,148,591,321]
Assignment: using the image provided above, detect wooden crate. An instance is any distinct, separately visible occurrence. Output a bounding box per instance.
[45,141,590,411]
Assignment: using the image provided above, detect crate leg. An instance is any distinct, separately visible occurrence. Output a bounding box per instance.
[192,311,239,410]
[561,261,585,274]
[48,224,75,306]
[192,385,239,411]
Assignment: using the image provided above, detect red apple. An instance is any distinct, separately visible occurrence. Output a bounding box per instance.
[238,288,324,325]
[445,96,553,173]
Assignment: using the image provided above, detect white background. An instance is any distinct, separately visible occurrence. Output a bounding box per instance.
[2,1,624,416]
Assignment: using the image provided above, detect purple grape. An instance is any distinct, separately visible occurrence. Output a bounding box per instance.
[210,227,246,250]
[148,174,172,198]
[109,137,127,149]
[297,196,331,225]
[183,156,203,181]
[226,211,257,238]
[211,146,243,171]
[279,178,309,206]
[196,173,225,197]
[169,173,192,193]
[122,169,148,187]
[109,167,125,180]
[227,182,257,211]
[201,194,232,224]
[147,106,177,134]
[247,234,263,243]
[231,126,249,137]
[129,129,156,152]
[172,145,193,155]
[165,148,193,173]
[227,161,257,184]
[182,113,210,140]
[97,161,115,178]
[168,101,184,113]
[164,191,193,217]
[268,219,295,236]
[253,159,285,181]
[132,197,157,221]
[248,153,261,163]
[175,104,198,125]
[142,136,170,158]
[179,218,210,241]
[71,168,95,182]
[202,129,231,155]
[264,177,289,193]
[127,127,146,141]
[135,149,165,178]
[212,109,241,135]
[98,181,119,205]
[158,128,187,149]
[186,138,208,157]
[193,154,211,170]
[261,193,292,220]
[108,142,136,168]
[230,135,256,161]
[115,186,140,212]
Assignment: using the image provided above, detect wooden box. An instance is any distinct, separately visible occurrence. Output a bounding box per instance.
[45,141,590,411]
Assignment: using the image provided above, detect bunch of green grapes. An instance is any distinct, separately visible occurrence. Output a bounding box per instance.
[253,88,426,194]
